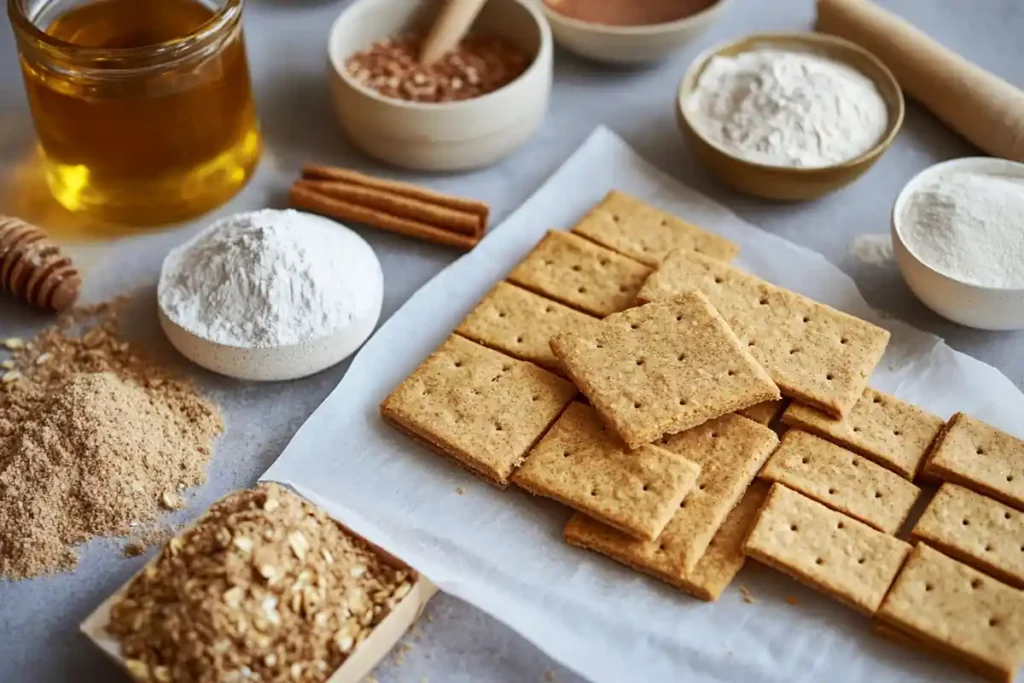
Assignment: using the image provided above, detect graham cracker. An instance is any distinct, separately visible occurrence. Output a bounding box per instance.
[507,230,651,317]
[564,481,772,602]
[570,190,738,266]
[871,622,1004,683]
[743,483,911,614]
[910,483,1024,589]
[781,387,944,479]
[741,399,787,427]
[550,291,780,450]
[511,402,701,541]
[922,412,1024,511]
[455,281,598,373]
[380,335,576,488]
[758,430,920,535]
[877,544,1024,683]
[637,249,890,418]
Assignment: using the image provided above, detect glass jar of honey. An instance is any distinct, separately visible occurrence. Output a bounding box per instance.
[8,0,262,228]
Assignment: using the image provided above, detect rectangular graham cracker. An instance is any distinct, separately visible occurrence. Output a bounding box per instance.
[565,481,772,602]
[923,412,1024,511]
[637,249,890,418]
[743,484,911,614]
[380,334,577,488]
[910,483,1024,589]
[741,400,787,427]
[550,291,780,450]
[781,387,944,479]
[507,230,652,317]
[758,430,921,535]
[877,544,1024,682]
[511,402,701,541]
[570,190,739,266]
[455,281,598,373]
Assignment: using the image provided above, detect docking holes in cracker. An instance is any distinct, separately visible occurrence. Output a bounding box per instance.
[638,249,889,418]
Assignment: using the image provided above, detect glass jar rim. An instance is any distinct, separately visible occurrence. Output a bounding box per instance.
[7,0,244,63]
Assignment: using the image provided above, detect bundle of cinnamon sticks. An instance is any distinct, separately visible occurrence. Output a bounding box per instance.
[290,164,489,250]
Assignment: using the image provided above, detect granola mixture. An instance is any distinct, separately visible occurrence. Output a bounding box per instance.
[345,34,530,103]
[108,484,414,683]
[0,300,223,579]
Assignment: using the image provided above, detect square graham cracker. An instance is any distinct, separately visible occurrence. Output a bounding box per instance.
[565,481,772,602]
[511,402,700,541]
[758,430,920,535]
[507,230,651,317]
[637,249,890,419]
[877,544,1024,683]
[455,281,598,373]
[380,335,576,488]
[922,412,1024,511]
[570,190,738,266]
[781,388,944,479]
[910,483,1024,589]
[743,484,911,614]
[550,291,780,450]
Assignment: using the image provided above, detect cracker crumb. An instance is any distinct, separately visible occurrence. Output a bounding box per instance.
[786,595,800,605]
[739,585,755,604]
[544,671,557,682]
[456,487,465,495]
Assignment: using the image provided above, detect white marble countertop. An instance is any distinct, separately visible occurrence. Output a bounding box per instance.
[2,1,1022,681]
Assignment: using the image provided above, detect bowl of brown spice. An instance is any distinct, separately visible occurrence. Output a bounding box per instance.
[327,0,552,171]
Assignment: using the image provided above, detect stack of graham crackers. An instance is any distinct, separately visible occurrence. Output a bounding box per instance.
[380,190,1024,682]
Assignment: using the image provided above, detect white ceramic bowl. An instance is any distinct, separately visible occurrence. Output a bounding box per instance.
[539,0,731,65]
[892,157,1024,331]
[158,216,384,382]
[326,0,552,171]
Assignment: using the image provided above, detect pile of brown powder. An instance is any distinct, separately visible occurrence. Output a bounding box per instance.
[0,300,223,579]
[108,484,413,683]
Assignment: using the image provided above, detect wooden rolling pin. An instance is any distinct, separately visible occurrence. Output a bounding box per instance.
[817,0,1024,162]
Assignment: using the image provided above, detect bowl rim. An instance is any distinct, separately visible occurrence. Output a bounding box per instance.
[891,156,1024,294]
[326,0,551,112]
[676,31,905,175]
[538,0,730,36]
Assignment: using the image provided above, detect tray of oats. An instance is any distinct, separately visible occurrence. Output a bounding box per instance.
[80,484,435,683]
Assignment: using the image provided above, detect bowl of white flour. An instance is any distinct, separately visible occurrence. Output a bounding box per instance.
[157,209,385,381]
[677,32,903,200]
[892,157,1024,331]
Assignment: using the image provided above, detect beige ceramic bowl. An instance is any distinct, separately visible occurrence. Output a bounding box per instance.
[540,0,731,65]
[327,0,552,171]
[677,32,904,200]
[892,157,1024,331]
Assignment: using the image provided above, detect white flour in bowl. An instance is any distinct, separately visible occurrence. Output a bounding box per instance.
[686,48,889,168]
[900,168,1024,289]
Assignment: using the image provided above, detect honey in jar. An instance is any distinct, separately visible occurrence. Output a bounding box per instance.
[10,0,262,228]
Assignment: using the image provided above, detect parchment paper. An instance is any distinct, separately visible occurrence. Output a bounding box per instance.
[262,127,1024,683]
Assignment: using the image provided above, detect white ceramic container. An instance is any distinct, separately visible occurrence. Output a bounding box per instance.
[158,214,384,382]
[326,0,552,171]
[892,157,1024,331]
[539,0,731,65]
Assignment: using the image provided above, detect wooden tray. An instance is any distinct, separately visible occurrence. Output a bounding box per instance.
[80,514,437,683]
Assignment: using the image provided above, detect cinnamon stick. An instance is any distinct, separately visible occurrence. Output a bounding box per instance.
[290,184,480,251]
[302,164,489,235]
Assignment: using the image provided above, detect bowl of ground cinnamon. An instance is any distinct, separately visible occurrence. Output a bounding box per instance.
[540,0,730,65]
[326,0,552,171]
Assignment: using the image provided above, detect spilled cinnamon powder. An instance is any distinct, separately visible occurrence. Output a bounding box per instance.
[0,300,222,579]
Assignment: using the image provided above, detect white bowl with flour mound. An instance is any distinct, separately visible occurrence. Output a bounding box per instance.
[892,157,1024,331]
[158,209,384,381]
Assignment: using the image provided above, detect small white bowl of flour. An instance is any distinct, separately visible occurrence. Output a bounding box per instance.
[157,209,384,380]
[893,157,1024,331]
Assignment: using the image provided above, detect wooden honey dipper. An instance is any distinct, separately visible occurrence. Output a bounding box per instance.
[0,216,81,312]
